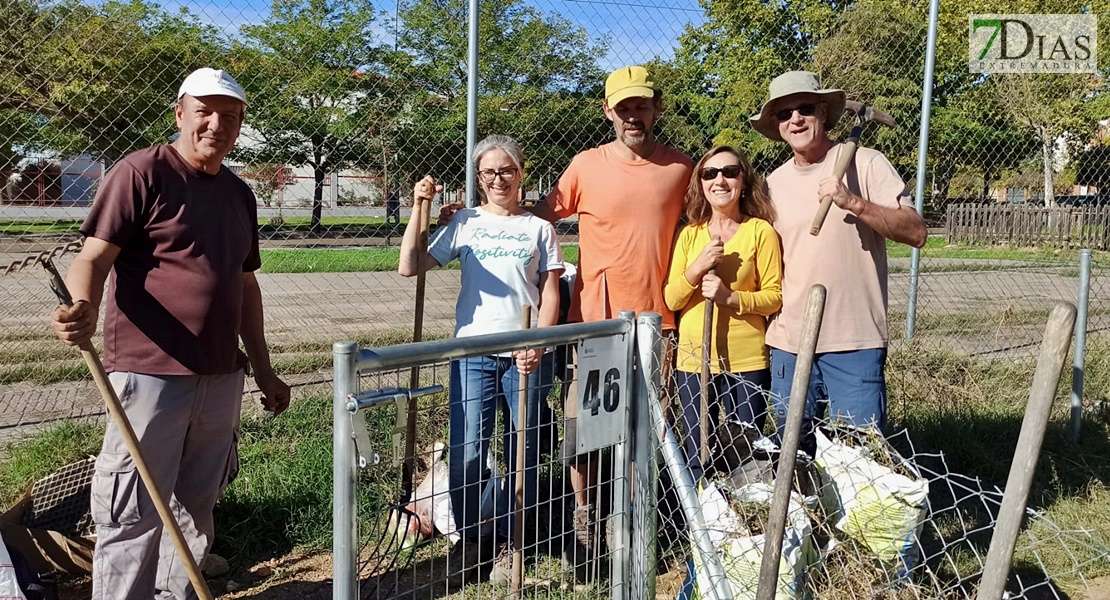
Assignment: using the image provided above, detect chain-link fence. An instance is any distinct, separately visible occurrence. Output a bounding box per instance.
[2,0,1109,402]
[327,312,1101,599]
[2,0,1110,595]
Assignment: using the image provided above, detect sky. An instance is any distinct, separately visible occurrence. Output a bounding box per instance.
[156,0,706,70]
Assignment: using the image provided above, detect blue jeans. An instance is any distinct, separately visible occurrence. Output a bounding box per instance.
[769,347,888,457]
[675,369,770,482]
[448,354,555,541]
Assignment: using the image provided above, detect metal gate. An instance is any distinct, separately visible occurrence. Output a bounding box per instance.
[331,313,673,599]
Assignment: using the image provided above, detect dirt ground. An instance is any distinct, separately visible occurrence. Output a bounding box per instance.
[56,555,1110,599]
[57,549,690,599]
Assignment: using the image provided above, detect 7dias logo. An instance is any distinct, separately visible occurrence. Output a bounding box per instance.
[970,14,1097,73]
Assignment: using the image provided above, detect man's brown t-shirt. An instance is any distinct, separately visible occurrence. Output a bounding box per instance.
[82,144,262,375]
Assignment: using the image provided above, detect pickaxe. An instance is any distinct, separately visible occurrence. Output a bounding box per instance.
[809,100,897,236]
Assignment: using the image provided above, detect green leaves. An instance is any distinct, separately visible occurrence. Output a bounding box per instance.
[1,0,222,162]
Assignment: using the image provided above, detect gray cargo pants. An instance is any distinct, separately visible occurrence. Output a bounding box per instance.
[92,371,243,600]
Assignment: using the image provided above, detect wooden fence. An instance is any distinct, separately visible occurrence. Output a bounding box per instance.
[945,204,1110,250]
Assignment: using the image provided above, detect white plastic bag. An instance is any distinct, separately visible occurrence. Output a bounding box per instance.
[390,443,504,547]
[0,534,29,600]
[690,482,817,600]
[814,428,928,573]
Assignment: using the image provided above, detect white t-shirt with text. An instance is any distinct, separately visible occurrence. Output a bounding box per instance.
[429,206,564,339]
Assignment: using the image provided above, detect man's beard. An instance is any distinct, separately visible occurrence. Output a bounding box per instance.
[620,129,648,148]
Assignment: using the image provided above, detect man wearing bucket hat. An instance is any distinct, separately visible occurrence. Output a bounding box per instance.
[530,64,692,569]
[750,71,925,455]
[50,67,289,600]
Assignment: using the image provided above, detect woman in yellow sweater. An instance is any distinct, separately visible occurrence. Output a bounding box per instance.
[664,145,783,481]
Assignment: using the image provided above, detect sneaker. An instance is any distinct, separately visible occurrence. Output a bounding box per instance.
[488,542,514,587]
[571,504,597,551]
[605,516,617,553]
[562,503,599,577]
[444,539,485,589]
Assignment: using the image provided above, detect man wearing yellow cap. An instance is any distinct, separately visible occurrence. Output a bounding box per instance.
[531,65,693,569]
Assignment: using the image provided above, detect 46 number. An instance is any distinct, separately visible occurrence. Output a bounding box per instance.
[582,367,621,416]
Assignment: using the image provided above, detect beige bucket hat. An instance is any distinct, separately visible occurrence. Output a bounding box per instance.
[749,71,845,142]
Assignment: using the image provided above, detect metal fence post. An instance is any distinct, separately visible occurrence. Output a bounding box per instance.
[332,341,358,600]
[905,0,940,341]
[1071,249,1091,442]
[645,318,733,600]
[464,0,478,207]
[330,170,339,208]
[607,310,636,599]
[632,312,662,600]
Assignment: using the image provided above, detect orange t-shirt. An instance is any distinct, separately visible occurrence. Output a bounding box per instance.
[545,142,692,329]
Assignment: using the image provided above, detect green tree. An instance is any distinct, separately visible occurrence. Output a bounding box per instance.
[232,0,393,232]
[995,74,1101,206]
[0,0,222,163]
[668,0,848,171]
[389,0,605,194]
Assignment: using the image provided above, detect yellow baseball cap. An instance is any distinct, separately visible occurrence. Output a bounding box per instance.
[605,66,655,107]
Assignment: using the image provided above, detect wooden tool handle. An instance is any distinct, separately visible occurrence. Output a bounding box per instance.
[699,267,715,465]
[510,306,532,598]
[402,190,434,492]
[756,284,826,600]
[809,135,861,236]
[44,260,214,600]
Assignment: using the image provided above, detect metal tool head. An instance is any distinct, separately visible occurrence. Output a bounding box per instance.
[42,257,74,306]
[844,99,896,128]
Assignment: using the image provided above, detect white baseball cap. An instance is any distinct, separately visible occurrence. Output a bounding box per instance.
[177,68,248,105]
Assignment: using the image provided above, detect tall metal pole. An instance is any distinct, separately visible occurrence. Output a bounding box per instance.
[646,315,733,600]
[633,313,662,600]
[332,341,358,600]
[606,310,637,597]
[1071,249,1092,442]
[905,0,940,340]
[464,0,479,208]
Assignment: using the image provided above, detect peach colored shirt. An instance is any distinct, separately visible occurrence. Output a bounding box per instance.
[766,145,912,354]
[546,142,692,329]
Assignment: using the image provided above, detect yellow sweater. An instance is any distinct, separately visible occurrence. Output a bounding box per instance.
[664,218,783,373]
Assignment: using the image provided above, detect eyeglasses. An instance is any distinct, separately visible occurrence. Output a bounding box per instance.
[774,103,818,121]
[699,165,743,181]
[477,168,519,183]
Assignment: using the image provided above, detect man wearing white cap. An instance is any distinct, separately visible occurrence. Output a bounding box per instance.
[50,67,288,600]
[749,71,926,455]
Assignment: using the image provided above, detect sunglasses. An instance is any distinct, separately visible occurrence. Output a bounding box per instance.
[699,164,743,181]
[775,103,818,121]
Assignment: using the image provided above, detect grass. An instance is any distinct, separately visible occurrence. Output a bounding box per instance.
[889,236,1110,265]
[259,248,409,274]
[886,340,1110,593]
[0,220,83,235]
[0,420,102,506]
[259,244,579,274]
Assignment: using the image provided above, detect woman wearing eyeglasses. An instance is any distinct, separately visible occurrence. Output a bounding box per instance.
[399,135,564,586]
[663,145,782,481]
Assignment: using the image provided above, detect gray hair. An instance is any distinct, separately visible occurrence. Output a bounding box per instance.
[473,135,525,173]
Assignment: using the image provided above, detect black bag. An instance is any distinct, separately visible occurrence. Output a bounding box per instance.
[3,534,58,600]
